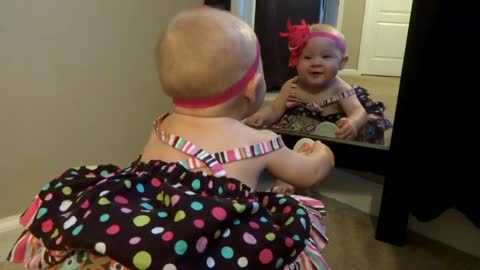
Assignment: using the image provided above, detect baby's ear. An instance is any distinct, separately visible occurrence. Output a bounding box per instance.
[244,73,262,103]
[339,54,349,70]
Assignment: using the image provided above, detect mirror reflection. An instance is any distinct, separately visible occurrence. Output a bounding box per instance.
[239,0,411,148]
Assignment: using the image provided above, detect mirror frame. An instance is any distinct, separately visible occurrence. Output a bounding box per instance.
[376,0,455,246]
[211,0,393,175]
[204,0,231,10]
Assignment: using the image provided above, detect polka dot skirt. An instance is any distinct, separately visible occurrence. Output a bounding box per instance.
[9,159,314,269]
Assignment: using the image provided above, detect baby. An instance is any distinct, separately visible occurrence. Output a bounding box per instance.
[8,8,334,270]
[246,20,392,145]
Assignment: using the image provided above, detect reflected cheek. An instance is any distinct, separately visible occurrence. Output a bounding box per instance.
[296,65,308,76]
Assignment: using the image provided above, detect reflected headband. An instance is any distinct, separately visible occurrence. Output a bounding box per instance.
[309,31,345,54]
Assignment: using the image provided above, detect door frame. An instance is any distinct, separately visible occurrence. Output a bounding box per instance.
[230,0,256,28]
[357,0,372,75]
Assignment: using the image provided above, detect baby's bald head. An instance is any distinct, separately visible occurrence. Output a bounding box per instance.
[310,23,346,53]
[156,8,259,99]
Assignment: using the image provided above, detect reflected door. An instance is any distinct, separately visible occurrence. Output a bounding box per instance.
[359,0,412,76]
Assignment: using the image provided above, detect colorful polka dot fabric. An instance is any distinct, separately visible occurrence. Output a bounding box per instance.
[8,116,330,270]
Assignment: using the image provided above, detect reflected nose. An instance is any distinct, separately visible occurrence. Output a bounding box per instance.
[310,57,323,67]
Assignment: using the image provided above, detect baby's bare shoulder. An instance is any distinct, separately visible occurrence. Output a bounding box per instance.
[245,126,279,141]
[336,77,353,92]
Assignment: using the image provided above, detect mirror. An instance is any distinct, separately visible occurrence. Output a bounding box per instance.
[232,0,411,149]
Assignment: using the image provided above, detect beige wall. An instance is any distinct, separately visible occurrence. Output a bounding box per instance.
[0,0,202,218]
[341,0,366,70]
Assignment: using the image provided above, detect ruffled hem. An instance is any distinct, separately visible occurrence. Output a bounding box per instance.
[7,159,330,269]
[9,195,330,270]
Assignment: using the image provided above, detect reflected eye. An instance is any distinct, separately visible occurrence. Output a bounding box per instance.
[304,56,312,60]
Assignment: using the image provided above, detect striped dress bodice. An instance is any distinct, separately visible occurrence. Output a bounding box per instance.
[286,76,356,111]
[153,114,285,177]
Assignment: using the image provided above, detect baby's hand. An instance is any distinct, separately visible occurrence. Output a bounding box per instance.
[271,179,296,195]
[312,140,335,167]
[335,117,357,140]
[293,138,314,155]
[244,113,266,127]
[297,138,333,164]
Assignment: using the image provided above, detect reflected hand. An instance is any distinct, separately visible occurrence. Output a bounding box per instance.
[335,117,357,140]
[271,179,296,195]
[244,113,266,127]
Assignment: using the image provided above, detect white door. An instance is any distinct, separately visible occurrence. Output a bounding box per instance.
[358,0,412,76]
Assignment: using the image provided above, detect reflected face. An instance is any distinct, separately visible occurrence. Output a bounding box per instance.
[296,37,344,89]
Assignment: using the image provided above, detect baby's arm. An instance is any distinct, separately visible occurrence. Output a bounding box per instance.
[336,83,368,140]
[267,140,334,188]
[244,79,292,126]
[271,138,316,194]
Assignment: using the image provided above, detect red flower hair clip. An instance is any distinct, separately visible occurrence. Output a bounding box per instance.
[280,19,311,67]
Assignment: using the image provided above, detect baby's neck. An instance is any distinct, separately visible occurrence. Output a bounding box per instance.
[167,112,236,124]
[173,106,244,121]
[156,113,247,147]
[173,95,252,120]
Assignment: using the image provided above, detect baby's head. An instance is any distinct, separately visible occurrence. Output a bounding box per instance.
[281,20,347,67]
[309,23,346,57]
[156,7,265,118]
[281,21,348,88]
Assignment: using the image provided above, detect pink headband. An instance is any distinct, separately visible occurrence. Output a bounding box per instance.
[173,43,260,109]
[280,19,346,67]
[309,32,346,54]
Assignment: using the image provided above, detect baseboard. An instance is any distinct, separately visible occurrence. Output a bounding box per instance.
[339,69,361,77]
[0,215,21,234]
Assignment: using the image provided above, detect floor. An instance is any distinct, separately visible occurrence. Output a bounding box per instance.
[0,228,22,261]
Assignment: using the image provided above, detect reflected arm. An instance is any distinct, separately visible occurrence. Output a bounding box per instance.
[246,79,292,126]
[336,84,368,139]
